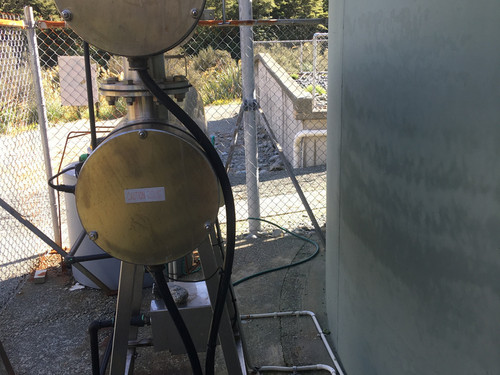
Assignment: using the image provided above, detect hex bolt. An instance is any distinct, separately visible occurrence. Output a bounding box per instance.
[88,231,98,241]
[61,9,72,21]
[191,8,200,18]
[106,96,116,106]
[106,77,118,84]
[138,130,148,139]
[126,97,135,105]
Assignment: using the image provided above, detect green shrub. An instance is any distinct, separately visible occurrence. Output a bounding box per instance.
[199,61,242,105]
[191,46,234,72]
[305,85,327,95]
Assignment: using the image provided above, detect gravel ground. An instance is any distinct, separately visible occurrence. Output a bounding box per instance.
[0,228,329,375]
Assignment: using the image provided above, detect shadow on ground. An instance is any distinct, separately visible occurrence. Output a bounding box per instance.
[0,231,333,375]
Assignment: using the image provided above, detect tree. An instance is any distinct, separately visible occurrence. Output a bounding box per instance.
[0,0,60,19]
[205,0,327,20]
[275,0,327,19]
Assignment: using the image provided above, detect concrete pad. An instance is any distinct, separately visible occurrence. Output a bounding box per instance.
[0,231,335,374]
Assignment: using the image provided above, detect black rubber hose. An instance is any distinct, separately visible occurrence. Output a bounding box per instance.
[48,164,77,194]
[135,64,236,375]
[89,319,113,375]
[148,266,203,375]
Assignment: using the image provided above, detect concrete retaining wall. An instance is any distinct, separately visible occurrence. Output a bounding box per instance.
[254,53,327,168]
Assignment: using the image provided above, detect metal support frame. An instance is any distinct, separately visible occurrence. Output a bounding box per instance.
[109,263,145,375]
[0,197,113,294]
[239,0,261,233]
[197,231,247,374]
[106,231,247,375]
[256,105,326,248]
[0,338,15,375]
[23,6,61,246]
[223,102,327,249]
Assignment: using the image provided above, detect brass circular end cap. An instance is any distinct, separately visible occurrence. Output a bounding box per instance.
[75,125,219,265]
[54,0,205,56]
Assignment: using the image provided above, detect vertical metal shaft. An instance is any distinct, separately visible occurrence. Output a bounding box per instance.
[239,0,261,233]
[23,6,61,246]
[83,41,97,150]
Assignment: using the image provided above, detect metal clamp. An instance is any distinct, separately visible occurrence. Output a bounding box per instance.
[243,99,258,111]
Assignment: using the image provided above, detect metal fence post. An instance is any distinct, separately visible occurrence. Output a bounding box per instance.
[239,0,261,233]
[23,6,61,246]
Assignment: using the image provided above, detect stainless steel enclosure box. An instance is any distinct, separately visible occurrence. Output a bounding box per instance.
[150,282,213,354]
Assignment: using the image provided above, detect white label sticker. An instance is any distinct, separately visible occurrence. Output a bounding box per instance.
[124,187,166,204]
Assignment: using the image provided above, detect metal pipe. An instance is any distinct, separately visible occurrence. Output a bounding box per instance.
[225,104,244,172]
[0,196,112,294]
[240,311,345,375]
[222,0,227,24]
[33,18,328,29]
[198,18,328,26]
[293,130,328,168]
[83,41,97,150]
[239,0,261,233]
[257,364,336,374]
[68,229,87,257]
[24,6,62,246]
[89,319,114,375]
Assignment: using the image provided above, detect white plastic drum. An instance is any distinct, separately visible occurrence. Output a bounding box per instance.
[64,163,153,289]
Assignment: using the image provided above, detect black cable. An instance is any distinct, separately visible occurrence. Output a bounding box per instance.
[232,217,320,286]
[134,62,236,375]
[148,266,203,375]
[48,164,78,194]
[83,41,97,150]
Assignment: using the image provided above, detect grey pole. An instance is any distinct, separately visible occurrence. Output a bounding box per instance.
[239,0,261,233]
[24,6,61,246]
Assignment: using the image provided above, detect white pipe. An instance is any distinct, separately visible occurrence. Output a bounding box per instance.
[293,130,328,168]
[240,310,345,375]
[257,364,336,374]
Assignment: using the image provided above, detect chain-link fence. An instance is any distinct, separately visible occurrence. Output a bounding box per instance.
[0,12,53,308]
[0,13,327,309]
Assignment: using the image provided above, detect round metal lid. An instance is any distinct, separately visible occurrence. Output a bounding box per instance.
[54,0,205,57]
[75,125,220,265]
